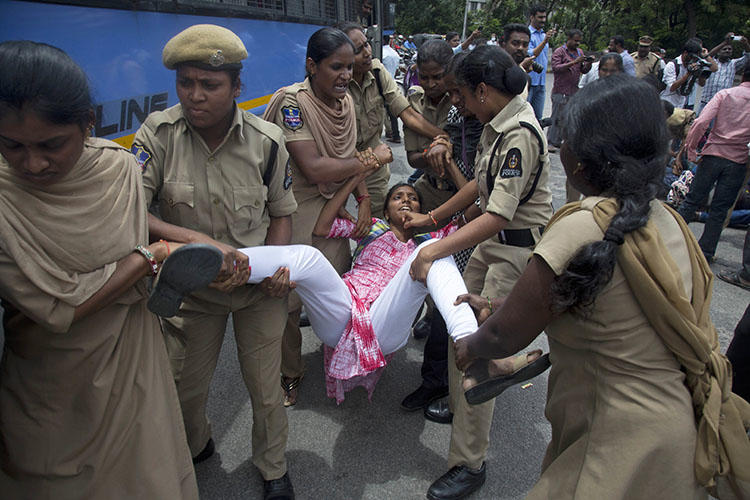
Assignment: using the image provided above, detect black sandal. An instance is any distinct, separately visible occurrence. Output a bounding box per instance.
[147,244,223,318]
[464,353,551,406]
[718,270,750,292]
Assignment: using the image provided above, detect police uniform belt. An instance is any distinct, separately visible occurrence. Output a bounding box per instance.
[497,227,543,247]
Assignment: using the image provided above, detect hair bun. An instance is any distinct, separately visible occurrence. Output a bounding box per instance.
[503,65,529,95]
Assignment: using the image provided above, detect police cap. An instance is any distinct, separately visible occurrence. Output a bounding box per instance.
[638,36,654,47]
[163,24,247,70]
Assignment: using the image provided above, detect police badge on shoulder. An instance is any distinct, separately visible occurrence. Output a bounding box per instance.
[499,148,522,178]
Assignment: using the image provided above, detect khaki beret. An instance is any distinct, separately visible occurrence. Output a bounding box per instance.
[163,24,247,70]
[638,36,654,47]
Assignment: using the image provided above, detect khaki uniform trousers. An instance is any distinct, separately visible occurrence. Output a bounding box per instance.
[281,195,352,378]
[448,238,532,469]
[163,285,289,480]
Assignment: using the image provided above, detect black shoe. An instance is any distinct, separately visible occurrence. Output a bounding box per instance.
[426,463,486,500]
[299,309,311,327]
[264,472,295,500]
[413,316,431,339]
[424,399,453,424]
[400,384,449,411]
[538,117,552,128]
[388,136,402,144]
[192,437,215,464]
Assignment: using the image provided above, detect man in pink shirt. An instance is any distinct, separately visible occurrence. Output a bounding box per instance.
[678,64,750,261]
[546,28,592,151]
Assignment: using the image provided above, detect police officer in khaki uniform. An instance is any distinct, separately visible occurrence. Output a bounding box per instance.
[407,46,552,500]
[263,27,389,408]
[404,40,457,226]
[340,23,449,219]
[632,35,663,79]
[132,25,298,499]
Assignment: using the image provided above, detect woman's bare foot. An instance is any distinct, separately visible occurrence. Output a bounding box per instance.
[462,350,542,392]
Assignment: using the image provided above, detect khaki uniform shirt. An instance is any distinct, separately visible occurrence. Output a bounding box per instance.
[475,95,552,231]
[266,83,352,272]
[404,87,451,154]
[349,58,410,151]
[632,51,662,79]
[404,87,452,190]
[134,103,297,250]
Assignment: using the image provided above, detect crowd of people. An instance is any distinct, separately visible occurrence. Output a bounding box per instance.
[1,2,750,500]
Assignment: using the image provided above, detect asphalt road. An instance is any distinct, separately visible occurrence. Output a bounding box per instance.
[1,80,747,499]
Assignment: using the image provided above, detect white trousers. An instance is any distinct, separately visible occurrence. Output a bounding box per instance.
[239,240,477,354]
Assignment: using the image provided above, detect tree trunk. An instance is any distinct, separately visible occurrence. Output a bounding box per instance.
[684,0,696,38]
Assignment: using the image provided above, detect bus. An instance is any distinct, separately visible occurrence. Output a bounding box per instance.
[0,0,396,147]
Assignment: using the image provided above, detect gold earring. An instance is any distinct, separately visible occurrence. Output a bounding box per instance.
[573,162,583,175]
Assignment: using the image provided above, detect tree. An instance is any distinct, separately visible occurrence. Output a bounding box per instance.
[394,0,750,58]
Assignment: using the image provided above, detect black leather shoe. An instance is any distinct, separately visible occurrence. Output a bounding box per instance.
[424,399,453,424]
[264,472,295,500]
[413,316,431,339]
[192,437,215,464]
[426,463,486,500]
[400,384,449,411]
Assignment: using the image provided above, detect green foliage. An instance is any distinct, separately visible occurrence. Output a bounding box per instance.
[395,0,750,58]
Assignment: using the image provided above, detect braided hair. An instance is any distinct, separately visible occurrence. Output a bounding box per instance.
[550,74,669,313]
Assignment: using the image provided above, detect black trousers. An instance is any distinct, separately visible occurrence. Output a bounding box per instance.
[420,311,449,389]
[727,303,750,403]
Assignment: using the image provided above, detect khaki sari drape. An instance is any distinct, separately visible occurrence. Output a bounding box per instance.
[264,78,357,198]
[548,198,750,498]
[0,138,197,499]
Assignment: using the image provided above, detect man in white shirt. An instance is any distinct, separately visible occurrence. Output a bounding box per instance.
[661,39,717,109]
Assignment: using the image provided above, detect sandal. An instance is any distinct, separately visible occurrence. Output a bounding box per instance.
[463,350,551,406]
[281,375,303,407]
[147,244,223,318]
[718,270,750,292]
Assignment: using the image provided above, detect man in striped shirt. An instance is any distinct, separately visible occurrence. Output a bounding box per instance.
[698,33,749,113]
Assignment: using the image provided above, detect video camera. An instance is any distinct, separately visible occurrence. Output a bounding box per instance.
[530,61,544,73]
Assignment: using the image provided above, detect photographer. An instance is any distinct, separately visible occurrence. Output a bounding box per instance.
[698,32,749,112]
[661,39,717,109]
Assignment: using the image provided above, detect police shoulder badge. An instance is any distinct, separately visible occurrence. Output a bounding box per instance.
[130,143,152,172]
[281,106,303,131]
[499,148,522,179]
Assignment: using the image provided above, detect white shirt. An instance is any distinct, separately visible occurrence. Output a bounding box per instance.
[381,45,399,77]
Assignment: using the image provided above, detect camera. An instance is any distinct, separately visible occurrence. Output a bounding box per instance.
[688,56,712,75]
[530,61,544,73]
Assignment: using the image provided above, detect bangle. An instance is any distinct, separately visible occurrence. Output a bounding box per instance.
[487,296,493,313]
[159,239,171,256]
[461,214,468,225]
[356,194,370,204]
[134,244,159,276]
[428,210,438,227]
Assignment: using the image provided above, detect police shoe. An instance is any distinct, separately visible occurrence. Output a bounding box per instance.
[264,472,295,500]
[424,399,453,424]
[400,384,448,411]
[426,462,486,500]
